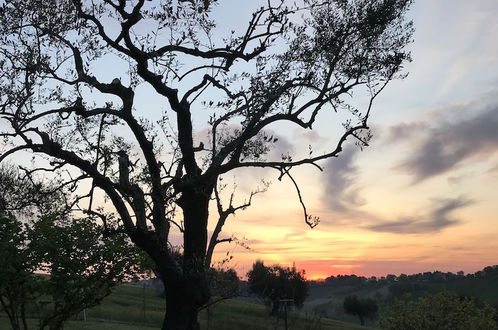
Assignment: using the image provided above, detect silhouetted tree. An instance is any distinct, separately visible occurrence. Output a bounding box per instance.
[343,295,378,326]
[0,1,413,328]
[247,260,308,315]
[207,267,240,301]
[325,274,368,286]
[483,265,498,275]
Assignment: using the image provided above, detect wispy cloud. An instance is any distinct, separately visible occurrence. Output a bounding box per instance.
[322,145,365,213]
[387,121,428,143]
[367,197,473,234]
[284,231,307,240]
[486,163,498,174]
[395,103,498,182]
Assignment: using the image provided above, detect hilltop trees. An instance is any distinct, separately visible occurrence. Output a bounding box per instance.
[0,0,413,328]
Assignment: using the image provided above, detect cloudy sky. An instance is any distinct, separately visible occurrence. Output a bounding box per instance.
[207,0,498,279]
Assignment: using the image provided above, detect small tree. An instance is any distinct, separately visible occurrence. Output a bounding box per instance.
[380,291,498,330]
[35,217,144,330]
[247,260,308,315]
[0,213,34,330]
[207,267,240,302]
[343,295,378,326]
[0,215,144,330]
[0,168,144,330]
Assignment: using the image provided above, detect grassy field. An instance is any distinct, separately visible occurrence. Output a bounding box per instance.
[0,285,371,330]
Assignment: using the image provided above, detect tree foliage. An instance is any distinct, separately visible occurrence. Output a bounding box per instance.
[247,260,308,315]
[343,295,378,326]
[0,168,143,330]
[380,291,498,330]
[0,212,33,330]
[207,267,240,301]
[0,0,414,328]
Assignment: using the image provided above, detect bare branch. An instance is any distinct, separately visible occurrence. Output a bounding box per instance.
[283,169,319,228]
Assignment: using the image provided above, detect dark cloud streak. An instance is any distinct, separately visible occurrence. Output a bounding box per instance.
[398,105,498,181]
[387,121,428,142]
[322,146,365,213]
[367,197,473,234]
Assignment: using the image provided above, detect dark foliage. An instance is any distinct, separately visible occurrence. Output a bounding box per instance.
[0,168,143,330]
[380,291,498,330]
[343,295,378,326]
[319,266,498,295]
[207,267,240,301]
[247,260,308,315]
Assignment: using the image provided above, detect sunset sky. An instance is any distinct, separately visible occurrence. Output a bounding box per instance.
[205,0,498,279]
[2,0,497,281]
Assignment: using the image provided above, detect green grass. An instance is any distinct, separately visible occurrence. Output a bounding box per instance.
[85,285,166,325]
[199,299,369,329]
[1,284,371,329]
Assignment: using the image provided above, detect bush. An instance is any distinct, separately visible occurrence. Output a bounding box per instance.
[380,290,498,330]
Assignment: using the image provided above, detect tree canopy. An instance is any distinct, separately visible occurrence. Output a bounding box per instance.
[0,167,143,330]
[343,295,378,326]
[0,0,414,328]
[247,260,308,315]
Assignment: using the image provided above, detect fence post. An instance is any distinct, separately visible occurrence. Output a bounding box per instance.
[279,298,294,330]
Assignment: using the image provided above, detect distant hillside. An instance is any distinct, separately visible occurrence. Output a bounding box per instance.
[303,264,498,326]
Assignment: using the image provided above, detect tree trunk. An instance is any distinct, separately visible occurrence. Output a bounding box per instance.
[125,173,214,330]
[162,284,199,330]
[130,241,205,330]
[359,314,365,326]
[160,266,209,330]
[270,300,280,316]
[180,189,210,264]
[21,304,28,330]
[159,188,212,330]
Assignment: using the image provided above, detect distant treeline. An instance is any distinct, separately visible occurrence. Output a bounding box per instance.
[309,265,498,299]
[310,265,498,306]
[316,264,498,285]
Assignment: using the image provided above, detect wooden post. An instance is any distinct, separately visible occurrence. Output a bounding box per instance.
[143,283,146,324]
[279,299,294,330]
